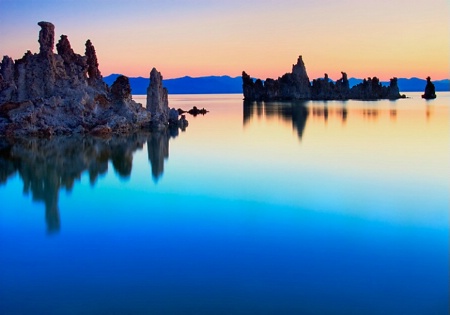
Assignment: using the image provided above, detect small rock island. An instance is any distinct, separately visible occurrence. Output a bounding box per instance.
[422,76,436,99]
[0,21,186,137]
[242,55,405,101]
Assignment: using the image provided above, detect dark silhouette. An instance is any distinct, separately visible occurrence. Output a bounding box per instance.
[243,55,405,101]
[422,77,436,99]
[178,106,209,116]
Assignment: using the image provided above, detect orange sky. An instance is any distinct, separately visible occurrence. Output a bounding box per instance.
[0,0,448,80]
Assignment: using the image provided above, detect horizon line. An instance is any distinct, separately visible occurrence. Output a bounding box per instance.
[104,73,450,82]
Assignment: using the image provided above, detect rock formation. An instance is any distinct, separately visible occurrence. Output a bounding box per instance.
[348,77,403,100]
[242,56,311,101]
[147,68,169,122]
[145,67,188,129]
[38,21,55,56]
[242,55,404,101]
[0,21,185,137]
[422,76,436,99]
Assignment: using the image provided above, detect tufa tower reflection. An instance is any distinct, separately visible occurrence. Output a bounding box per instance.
[0,130,181,233]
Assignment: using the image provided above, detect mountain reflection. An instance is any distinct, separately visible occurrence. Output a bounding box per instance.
[0,130,179,233]
[243,100,309,140]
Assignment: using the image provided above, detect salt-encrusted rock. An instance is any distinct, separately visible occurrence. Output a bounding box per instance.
[38,21,55,56]
[0,56,16,103]
[422,76,436,99]
[111,75,132,101]
[0,21,187,137]
[0,56,15,83]
[85,39,105,89]
[146,67,169,121]
[56,35,88,88]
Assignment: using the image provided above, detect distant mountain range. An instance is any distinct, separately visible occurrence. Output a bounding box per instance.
[104,74,449,95]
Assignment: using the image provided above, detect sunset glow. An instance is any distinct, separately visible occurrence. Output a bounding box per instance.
[0,0,448,80]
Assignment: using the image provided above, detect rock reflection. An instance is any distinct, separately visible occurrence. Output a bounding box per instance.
[243,100,309,140]
[0,130,178,233]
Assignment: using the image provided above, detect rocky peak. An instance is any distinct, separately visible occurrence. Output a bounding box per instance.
[56,35,76,62]
[38,21,55,56]
[111,75,132,101]
[292,55,309,79]
[146,67,169,118]
[0,56,15,83]
[85,39,102,82]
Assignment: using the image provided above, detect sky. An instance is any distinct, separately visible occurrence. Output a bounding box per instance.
[0,0,448,80]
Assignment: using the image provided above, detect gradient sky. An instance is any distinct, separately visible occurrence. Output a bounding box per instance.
[0,0,448,80]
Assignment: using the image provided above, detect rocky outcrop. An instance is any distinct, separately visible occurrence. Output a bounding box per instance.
[38,21,55,56]
[111,75,132,101]
[422,76,436,99]
[311,73,351,100]
[145,67,187,129]
[147,67,169,122]
[242,55,404,101]
[243,56,311,101]
[0,56,16,102]
[85,39,105,89]
[348,77,403,100]
[0,21,185,137]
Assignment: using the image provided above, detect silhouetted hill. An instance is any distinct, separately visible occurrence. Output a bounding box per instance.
[104,74,242,94]
[104,74,449,94]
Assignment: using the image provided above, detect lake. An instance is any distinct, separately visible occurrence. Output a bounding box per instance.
[0,92,448,314]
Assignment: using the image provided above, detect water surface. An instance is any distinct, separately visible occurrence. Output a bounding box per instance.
[0,92,448,314]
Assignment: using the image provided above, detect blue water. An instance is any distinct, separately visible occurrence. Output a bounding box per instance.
[0,93,448,314]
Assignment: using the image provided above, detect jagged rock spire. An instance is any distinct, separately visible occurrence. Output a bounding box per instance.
[85,39,102,80]
[56,35,75,62]
[38,21,55,55]
[0,56,15,83]
[292,55,309,80]
[146,67,169,118]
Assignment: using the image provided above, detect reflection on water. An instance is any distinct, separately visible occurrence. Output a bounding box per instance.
[0,129,179,233]
[0,93,448,314]
[243,100,309,140]
[244,98,441,132]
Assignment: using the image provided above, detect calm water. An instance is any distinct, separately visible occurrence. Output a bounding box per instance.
[0,92,448,314]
